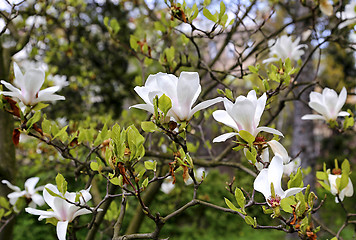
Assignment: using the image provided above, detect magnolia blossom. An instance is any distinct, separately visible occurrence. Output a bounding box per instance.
[0,62,65,106]
[186,167,207,185]
[25,184,93,240]
[336,2,356,29]
[254,140,300,175]
[2,177,44,212]
[212,90,283,142]
[161,177,175,194]
[302,87,349,122]
[254,155,305,207]
[328,174,354,203]
[130,72,222,122]
[263,35,307,64]
[283,158,301,176]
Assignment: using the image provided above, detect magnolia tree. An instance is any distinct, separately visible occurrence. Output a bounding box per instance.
[0,0,355,240]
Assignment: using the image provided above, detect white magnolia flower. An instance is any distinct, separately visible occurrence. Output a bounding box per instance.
[0,62,65,106]
[212,90,283,142]
[283,158,301,176]
[2,177,45,212]
[254,155,305,207]
[130,72,222,122]
[263,35,307,64]
[336,2,356,29]
[25,184,93,240]
[320,0,333,16]
[186,167,207,185]
[328,174,354,203]
[254,140,300,175]
[160,177,175,194]
[302,87,350,122]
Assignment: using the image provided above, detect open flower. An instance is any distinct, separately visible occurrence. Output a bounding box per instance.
[336,2,356,29]
[130,72,222,122]
[212,90,283,142]
[0,62,65,106]
[25,184,93,240]
[263,35,307,64]
[328,174,353,203]
[254,155,305,207]
[302,87,349,122]
[2,177,44,212]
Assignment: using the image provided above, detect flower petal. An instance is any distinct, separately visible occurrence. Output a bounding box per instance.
[129,103,154,114]
[2,180,21,192]
[230,99,255,134]
[56,221,69,240]
[267,155,285,198]
[24,177,40,194]
[338,111,350,117]
[177,72,201,119]
[255,126,283,137]
[23,69,45,101]
[25,207,56,219]
[301,114,326,120]
[336,87,347,114]
[309,102,330,119]
[72,208,92,219]
[189,97,223,120]
[253,169,270,201]
[13,62,24,87]
[267,140,290,164]
[284,187,305,198]
[43,184,60,211]
[212,109,238,131]
[31,193,45,206]
[212,132,238,143]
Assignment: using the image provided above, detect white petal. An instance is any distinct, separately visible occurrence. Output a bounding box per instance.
[129,103,154,114]
[79,187,92,204]
[25,207,56,219]
[212,110,238,131]
[284,187,305,198]
[72,208,92,219]
[13,62,24,87]
[177,72,201,119]
[267,155,285,198]
[255,127,284,137]
[1,81,22,95]
[57,221,69,240]
[344,178,354,197]
[24,177,40,194]
[309,102,330,119]
[261,147,269,163]
[212,132,238,143]
[8,191,25,200]
[230,99,255,134]
[43,184,60,211]
[254,169,270,201]
[189,97,223,120]
[328,174,338,195]
[267,140,290,164]
[2,180,21,192]
[31,193,45,206]
[301,114,326,120]
[338,111,350,117]
[255,92,267,127]
[23,69,45,100]
[336,87,347,114]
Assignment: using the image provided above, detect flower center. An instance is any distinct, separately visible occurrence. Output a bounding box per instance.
[268,195,281,208]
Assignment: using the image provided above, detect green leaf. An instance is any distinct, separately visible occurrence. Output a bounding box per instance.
[144,160,157,171]
[158,94,172,117]
[41,118,51,134]
[110,18,120,34]
[245,149,256,164]
[339,173,349,192]
[0,197,10,210]
[32,103,49,111]
[341,159,350,175]
[45,187,64,199]
[248,65,258,74]
[239,130,255,144]
[129,35,138,50]
[232,145,244,152]
[280,196,296,213]
[224,197,239,211]
[203,8,217,22]
[203,0,211,6]
[55,173,67,195]
[52,126,68,141]
[318,180,330,191]
[142,178,149,189]
[262,205,273,214]
[141,121,157,132]
[110,176,123,186]
[288,168,303,188]
[219,1,226,19]
[26,111,42,129]
[316,171,328,181]
[244,216,255,227]
[90,162,99,171]
[45,217,59,226]
[234,188,246,213]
